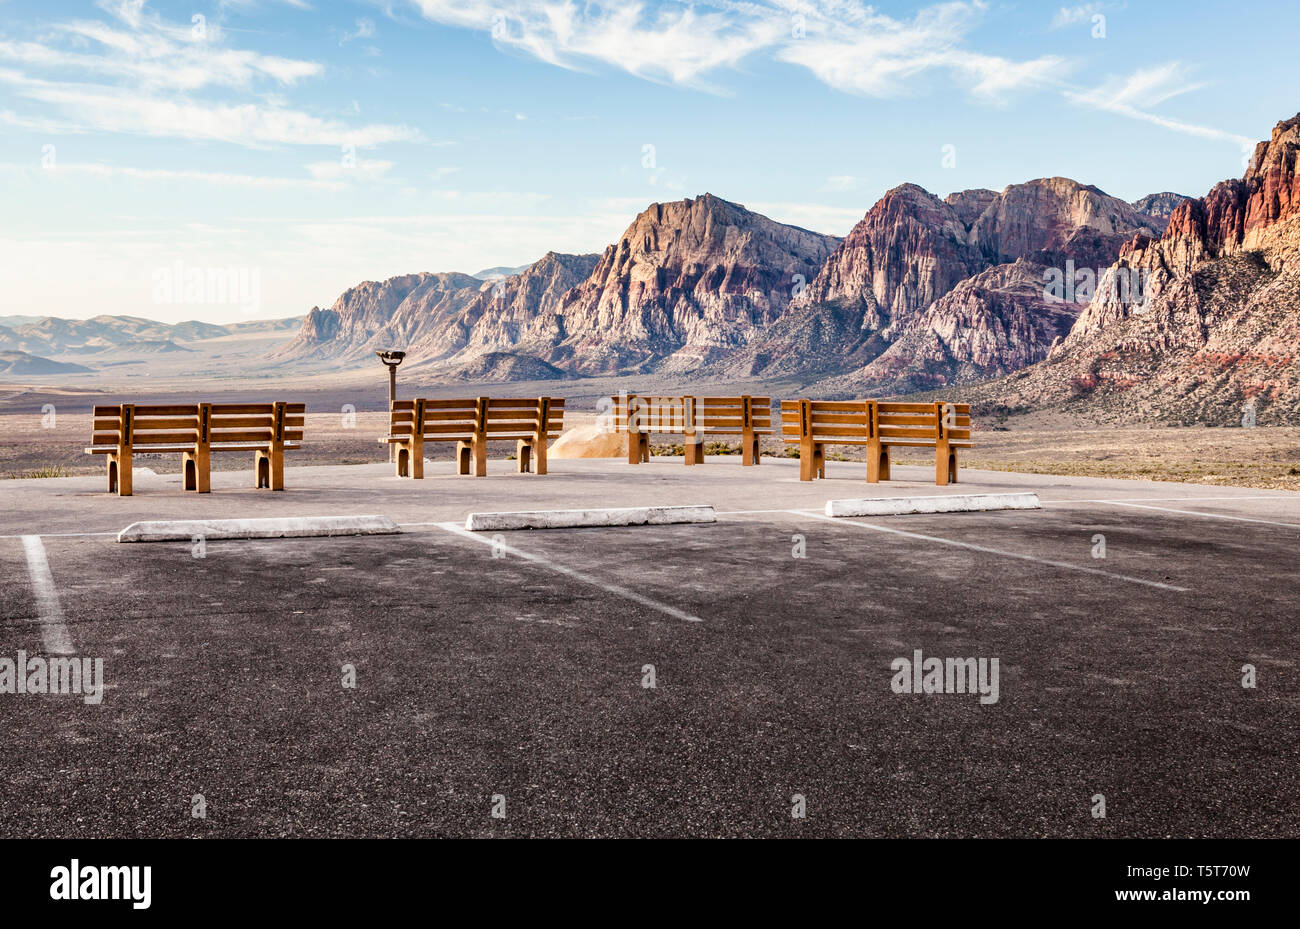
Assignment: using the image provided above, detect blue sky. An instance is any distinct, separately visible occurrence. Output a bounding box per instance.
[1,0,1296,324]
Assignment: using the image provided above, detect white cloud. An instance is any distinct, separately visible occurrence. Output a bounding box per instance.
[411,0,783,91]
[305,158,394,181]
[1050,4,1104,30]
[1065,63,1253,149]
[0,160,344,189]
[821,175,858,192]
[0,3,413,148]
[777,1,1067,100]
[408,1,1062,100]
[0,70,420,147]
[340,18,377,45]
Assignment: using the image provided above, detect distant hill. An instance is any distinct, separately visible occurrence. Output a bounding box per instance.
[0,351,94,375]
[472,264,534,280]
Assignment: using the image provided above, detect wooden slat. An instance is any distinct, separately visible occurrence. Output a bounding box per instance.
[206,415,271,429]
[421,411,478,423]
[128,431,197,444]
[134,404,199,416]
[878,414,939,426]
[421,399,477,410]
[879,427,939,439]
[209,429,271,442]
[92,405,120,416]
[876,403,938,413]
[208,403,273,414]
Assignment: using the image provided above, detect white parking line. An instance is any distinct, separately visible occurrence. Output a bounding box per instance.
[432,521,703,623]
[784,511,1190,593]
[1093,500,1300,530]
[20,536,75,654]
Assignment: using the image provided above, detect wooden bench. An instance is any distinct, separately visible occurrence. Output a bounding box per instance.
[85,401,304,495]
[607,394,773,465]
[381,396,564,478]
[780,400,973,485]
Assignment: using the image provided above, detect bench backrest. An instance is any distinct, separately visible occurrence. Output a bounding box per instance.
[207,403,305,447]
[609,394,771,436]
[875,402,971,445]
[92,404,199,448]
[697,396,773,435]
[781,400,972,445]
[483,397,564,442]
[391,397,563,443]
[92,402,304,449]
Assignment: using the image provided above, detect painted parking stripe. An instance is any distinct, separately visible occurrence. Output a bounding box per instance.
[1093,500,1300,530]
[433,521,703,623]
[20,536,75,654]
[784,510,1190,593]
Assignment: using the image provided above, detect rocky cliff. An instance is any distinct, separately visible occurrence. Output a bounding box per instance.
[976,113,1300,423]
[714,177,1162,390]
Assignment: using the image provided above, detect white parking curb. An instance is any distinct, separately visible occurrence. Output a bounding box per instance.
[824,492,1041,517]
[465,505,716,531]
[117,515,401,542]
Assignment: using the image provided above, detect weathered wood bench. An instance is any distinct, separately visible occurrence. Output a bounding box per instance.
[780,400,973,485]
[382,396,564,478]
[85,401,304,495]
[607,394,773,465]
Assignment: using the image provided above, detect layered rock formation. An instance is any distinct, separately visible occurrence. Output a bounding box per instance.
[716,177,1162,391]
[273,195,838,378]
[978,113,1300,423]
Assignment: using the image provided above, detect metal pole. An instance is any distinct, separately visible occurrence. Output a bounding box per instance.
[388,364,397,463]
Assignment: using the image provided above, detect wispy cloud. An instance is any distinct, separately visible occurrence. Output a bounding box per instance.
[0,160,344,189]
[0,69,420,147]
[0,2,415,148]
[1050,4,1106,30]
[305,158,394,181]
[408,0,1066,100]
[1065,62,1254,149]
[777,1,1068,100]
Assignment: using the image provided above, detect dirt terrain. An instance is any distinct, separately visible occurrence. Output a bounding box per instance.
[3,380,1298,489]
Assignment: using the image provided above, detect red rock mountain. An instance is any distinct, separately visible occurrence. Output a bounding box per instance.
[273,194,838,377]
[980,113,1300,423]
[712,177,1164,392]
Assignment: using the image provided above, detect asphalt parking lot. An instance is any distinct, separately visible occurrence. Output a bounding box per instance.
[2,457,1298,837]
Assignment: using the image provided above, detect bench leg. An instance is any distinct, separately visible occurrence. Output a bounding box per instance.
[111,450,133,496]
[936,441,954,486]
[183,449,211,493]
[107,456,123,495]
[627,432,648,464]
[867,441,889,483]
[534,438,547,476]
[456,441,471,475]
[395,445,408,478]
[517,440,532,474]
[742,430,759,466]
[253,450,286,490]
[684,439,704,466]
[800,440,823,481]
[473,440,487,477]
